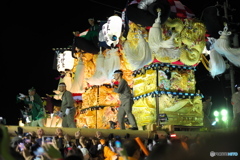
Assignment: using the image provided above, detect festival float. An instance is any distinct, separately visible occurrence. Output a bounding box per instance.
[47,0,240,131]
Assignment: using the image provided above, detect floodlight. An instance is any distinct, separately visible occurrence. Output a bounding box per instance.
[213,111,219,117]
[221,109,228,116]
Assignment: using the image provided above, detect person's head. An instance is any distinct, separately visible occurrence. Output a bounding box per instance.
[113,70,123,81]
[181,135,189,142]
[88,18,95,26]
[37,128,44,138]
[122,139,140,159]
[235,84,240,91]
[147,139,188,160]
[58,82,67,92]
[95,131,102,138]
[28,87,36,96]
[66,145,84,160]
[205,96,211,102]
[55,128,63,137]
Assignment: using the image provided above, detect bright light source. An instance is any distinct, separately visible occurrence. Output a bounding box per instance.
[214,111,219,117]
[215,118,219,122]
[221,109,228,116]
[212,121,217,126]
[170,134,177,138]
[222,116,228,122]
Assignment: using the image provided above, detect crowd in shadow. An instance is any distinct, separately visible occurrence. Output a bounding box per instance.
[1,125,240,160]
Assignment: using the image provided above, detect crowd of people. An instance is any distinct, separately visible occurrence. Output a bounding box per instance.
[1,125,240,160]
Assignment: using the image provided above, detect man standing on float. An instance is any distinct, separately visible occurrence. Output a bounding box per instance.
[113,70,138,130]
[58,82,76,128]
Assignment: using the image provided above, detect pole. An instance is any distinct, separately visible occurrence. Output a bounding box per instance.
[155,65,160,126]
[96,86,100,129]
[223,0,236,95]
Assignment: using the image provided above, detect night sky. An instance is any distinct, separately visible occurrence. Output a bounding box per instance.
[2,0,240,125]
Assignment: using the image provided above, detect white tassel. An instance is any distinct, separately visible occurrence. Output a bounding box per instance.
[123,34,152,70]
[156,48,180,60]
[149,11,162,53]
[70,60,85,93]
[87,48,107,85]
[213,24,240,67]
[149,10,179,61]
[103,48,121,82]
[87,48,121,85]
[209,49,226,78]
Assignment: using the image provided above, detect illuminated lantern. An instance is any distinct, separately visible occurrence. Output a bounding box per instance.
[56,51,74,72]
[62,51,74,70]
[102,15,122,47]
[57,53,64,72]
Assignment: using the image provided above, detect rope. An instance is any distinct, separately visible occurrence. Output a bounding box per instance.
[201,54,210,71]
[201,54,210,64]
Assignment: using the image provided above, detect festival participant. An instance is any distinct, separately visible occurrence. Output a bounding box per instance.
[113,70,138,130]
[231,83,240,130]
[72,17,100,55]
[20,87,46,127]
[58,82,76,128]
[84,18,100,47]
[202,96,212,129]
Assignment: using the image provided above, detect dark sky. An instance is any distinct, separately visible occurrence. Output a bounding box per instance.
[2,0,240,125]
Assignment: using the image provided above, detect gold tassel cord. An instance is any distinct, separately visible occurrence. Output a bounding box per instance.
[201,54,209,64]
[200,54,210,71]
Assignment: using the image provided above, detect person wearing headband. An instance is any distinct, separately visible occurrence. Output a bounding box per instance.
[231,83,240,130]
[20,87,45,127]
[113,70,138,130]
[58,82,76,128]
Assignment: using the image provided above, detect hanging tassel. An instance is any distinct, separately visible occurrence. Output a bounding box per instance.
[123,33,153,70]
[209,49,226,77]
[70,59,85,93]
[149,9,179,62]
[148,10,162,53]
[86,47,107,85]
[213,24,240,67]
[103,48,121,81]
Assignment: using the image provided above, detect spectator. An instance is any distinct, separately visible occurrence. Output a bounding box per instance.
[88,137,100,160]
[36,128,45,146]
[0,124,23,160]
[231,84,240,131]
[181,135,189,151]
[99,138,117,160]
[118,139,141,160]
[65,144,84,160]
[189,134,205,156]
[78,136,90,160]
[54,128,65,157]
[202,96,212,129]
[147,138,188,160]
